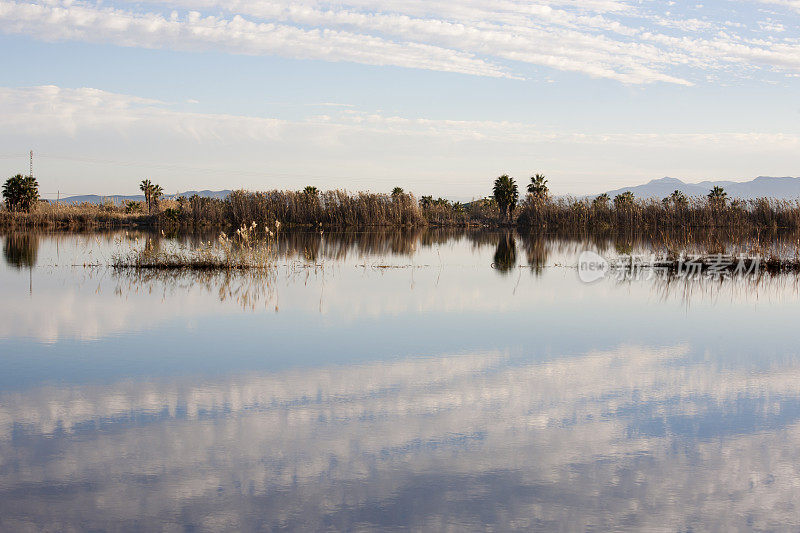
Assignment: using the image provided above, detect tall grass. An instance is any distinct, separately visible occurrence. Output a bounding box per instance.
[0,201,153,229]
[515,195,800,231]
[6,189,800,232]
[224,189,426,228]
[177,191,503,228]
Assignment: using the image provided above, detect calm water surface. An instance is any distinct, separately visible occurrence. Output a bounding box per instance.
[1,230,800,531]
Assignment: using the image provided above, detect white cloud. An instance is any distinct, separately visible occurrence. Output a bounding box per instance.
[2,0,800,84]
[4,85,800,148]
[0,1,508,78]
[3,85,800,196]
[753,0,800,12]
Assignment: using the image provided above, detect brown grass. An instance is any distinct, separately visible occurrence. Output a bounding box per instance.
[515,195,800,231]
[153,192,800,232]
[0,201,154,229]
[6,190,800,232]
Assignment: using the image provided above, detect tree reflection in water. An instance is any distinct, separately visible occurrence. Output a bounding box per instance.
[492,233,517,274]
[3,233,39,270]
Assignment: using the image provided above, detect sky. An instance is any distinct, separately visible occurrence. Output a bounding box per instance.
[1,0,799,199]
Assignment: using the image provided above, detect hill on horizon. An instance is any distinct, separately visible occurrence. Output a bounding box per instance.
[597,176,800,201]
[52,190,232,205]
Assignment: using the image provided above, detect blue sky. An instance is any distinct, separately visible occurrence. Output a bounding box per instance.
[1,0,799,198]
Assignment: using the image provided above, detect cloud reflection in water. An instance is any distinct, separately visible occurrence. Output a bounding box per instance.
[1,344,799,530]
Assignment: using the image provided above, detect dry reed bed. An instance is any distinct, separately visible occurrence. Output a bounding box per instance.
[0,202,154,229]
[188,192,800,231]
[5,191,800,232]
[515,196,800,231]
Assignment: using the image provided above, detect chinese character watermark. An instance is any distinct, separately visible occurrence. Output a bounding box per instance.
[578,251,762,283]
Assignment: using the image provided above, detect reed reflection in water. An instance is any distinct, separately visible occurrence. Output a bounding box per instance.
[8,226,800,270]
[100,227,800,310]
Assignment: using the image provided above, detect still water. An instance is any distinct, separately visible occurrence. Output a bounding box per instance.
[1,230,800,530]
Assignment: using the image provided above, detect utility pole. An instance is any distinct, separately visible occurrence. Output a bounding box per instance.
[28,150,35,296]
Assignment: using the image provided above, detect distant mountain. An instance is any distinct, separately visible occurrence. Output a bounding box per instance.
[55,194,144,205]
[55,190,232,205]
[174,190,231,200]
[597,176,800,201]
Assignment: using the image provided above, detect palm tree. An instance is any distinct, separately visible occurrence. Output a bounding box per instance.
[303,186,319,196]
[140,179,153,213]
[592,193,610,209]
[708,186,727,208]
[151,184,164,210]
[614,191,635,209]
[493,174,519,223]
[2,174,39,212]
[663,189,688,209]
[527,173,549,201]
[391,187,404,198]
[672,190,688,207]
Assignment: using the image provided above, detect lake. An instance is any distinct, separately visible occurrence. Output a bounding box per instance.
[1,229,800,530]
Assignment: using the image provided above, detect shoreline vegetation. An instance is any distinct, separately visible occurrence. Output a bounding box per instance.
[3,175,800,233]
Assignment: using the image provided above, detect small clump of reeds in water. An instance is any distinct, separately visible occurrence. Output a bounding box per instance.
[112,222,279,270]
